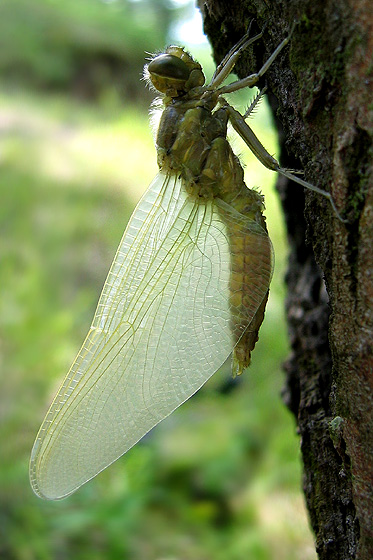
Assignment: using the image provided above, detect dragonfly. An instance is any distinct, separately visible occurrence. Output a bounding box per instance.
[30,26,343,500]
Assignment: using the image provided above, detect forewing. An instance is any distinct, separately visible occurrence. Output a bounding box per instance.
[30,172,271,499]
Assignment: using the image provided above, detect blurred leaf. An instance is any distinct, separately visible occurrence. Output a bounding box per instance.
[0,0,178,100]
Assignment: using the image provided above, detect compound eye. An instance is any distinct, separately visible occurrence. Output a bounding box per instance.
[148,54,190,81]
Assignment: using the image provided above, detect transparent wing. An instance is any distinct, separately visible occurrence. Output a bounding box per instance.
[30,172,271,500]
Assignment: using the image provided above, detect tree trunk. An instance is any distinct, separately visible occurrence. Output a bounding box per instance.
[198,1,372,558]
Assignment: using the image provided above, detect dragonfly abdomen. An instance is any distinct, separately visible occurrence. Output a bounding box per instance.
[157,100,272,376]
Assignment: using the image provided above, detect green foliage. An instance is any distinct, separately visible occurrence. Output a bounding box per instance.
[0,0,174,97]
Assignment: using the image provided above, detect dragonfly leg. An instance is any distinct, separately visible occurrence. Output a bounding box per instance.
[208,27,263,89]
[243,86,268,119]
[216,25,295,95]
[222,101,347,222]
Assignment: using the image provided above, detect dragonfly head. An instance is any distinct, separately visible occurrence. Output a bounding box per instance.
[146,46,205,97]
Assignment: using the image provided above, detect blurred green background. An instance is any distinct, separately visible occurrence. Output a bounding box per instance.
[0,1,316,558]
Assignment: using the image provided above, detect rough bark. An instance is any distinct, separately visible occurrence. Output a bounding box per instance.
[198,1,372,559]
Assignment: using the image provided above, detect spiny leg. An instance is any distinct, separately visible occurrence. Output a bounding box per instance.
[222,101,347,222]
[243,85,268,118]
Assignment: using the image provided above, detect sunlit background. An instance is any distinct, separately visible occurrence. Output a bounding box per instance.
[0,1,316,558]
